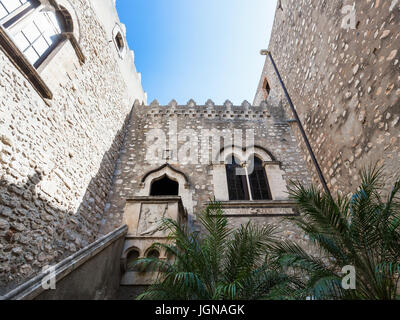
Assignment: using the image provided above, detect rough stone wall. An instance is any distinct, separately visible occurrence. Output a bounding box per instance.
[255,0,400,195]
[0,0,145,293]
[102,99,312,239]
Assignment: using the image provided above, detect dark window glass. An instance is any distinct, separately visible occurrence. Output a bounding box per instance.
[248,157,272,200]
[150,176,179,196]
[226,156,249,200]
[146,249,160,271]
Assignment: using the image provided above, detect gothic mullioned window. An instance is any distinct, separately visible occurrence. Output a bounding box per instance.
[263,77,271,99]
[226,155,272,201]
[150,176,179,196]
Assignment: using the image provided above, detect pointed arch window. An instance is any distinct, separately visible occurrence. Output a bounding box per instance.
[225,155,272,201]
[150,176,179,196]
[13,10,62,67]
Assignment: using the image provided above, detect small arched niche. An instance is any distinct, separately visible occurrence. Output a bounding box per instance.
[150,175,179,196]
[213,146,288,201]
[146,249,160,271]
[126,248,140,272]
[146,249,160,259]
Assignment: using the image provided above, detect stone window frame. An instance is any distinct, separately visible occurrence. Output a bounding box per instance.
[0,0,85,100]
[125,247,140,272]
[212,146,289,202]
[145,248,160,259]
[137,163,195,217]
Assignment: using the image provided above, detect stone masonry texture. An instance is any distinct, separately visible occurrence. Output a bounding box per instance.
[254,0,400,196]
[0,0,146,293]
[2,0,398,298]
[101,99,313,252]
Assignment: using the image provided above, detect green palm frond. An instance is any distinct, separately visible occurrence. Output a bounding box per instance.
[135,165,400,300]
[279,164,400,300]
[135,199,291,300]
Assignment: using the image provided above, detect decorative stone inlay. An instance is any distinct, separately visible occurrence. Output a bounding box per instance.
[217,200,298,216]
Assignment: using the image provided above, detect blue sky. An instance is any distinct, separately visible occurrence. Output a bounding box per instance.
[116,0,278,105]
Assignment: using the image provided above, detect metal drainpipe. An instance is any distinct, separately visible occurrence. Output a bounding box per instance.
[260,50,332,197]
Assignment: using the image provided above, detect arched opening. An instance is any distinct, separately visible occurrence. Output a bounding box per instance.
[126,249,140,272]
[248,157,272,200]
[150,176,179,196]
[146,249,160,271]
[147,249,160,259]
[226,155,249,200]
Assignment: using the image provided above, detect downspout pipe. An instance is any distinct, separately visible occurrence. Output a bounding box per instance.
[261,50,332,197]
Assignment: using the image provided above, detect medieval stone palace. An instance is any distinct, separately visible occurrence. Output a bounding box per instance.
[0,0,398,299]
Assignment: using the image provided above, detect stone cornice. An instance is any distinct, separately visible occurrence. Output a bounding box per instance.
[216,200,297,208]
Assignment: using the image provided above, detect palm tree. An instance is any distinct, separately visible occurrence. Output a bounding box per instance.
[273,165,400,300]
[132,200,301,300]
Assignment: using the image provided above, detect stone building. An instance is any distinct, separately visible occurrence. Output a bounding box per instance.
[254,0,400,195]
[103,99,312,298]
[0,0,312,300]
[1,0,398,300]
[0,0,146,297]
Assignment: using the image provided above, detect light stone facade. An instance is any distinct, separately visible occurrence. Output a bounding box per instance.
[103,99,311,233]
[101,99,314,293]
[255,0,400,196]
[0,0,146,294]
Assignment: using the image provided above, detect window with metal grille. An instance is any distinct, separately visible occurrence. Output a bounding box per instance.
[226,156,249,201]
[248,157,272,200]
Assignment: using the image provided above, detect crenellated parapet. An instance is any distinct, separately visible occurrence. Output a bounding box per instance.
[137,99,276,120]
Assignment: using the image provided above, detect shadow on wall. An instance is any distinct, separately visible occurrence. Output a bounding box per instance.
[0,111,132,296]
